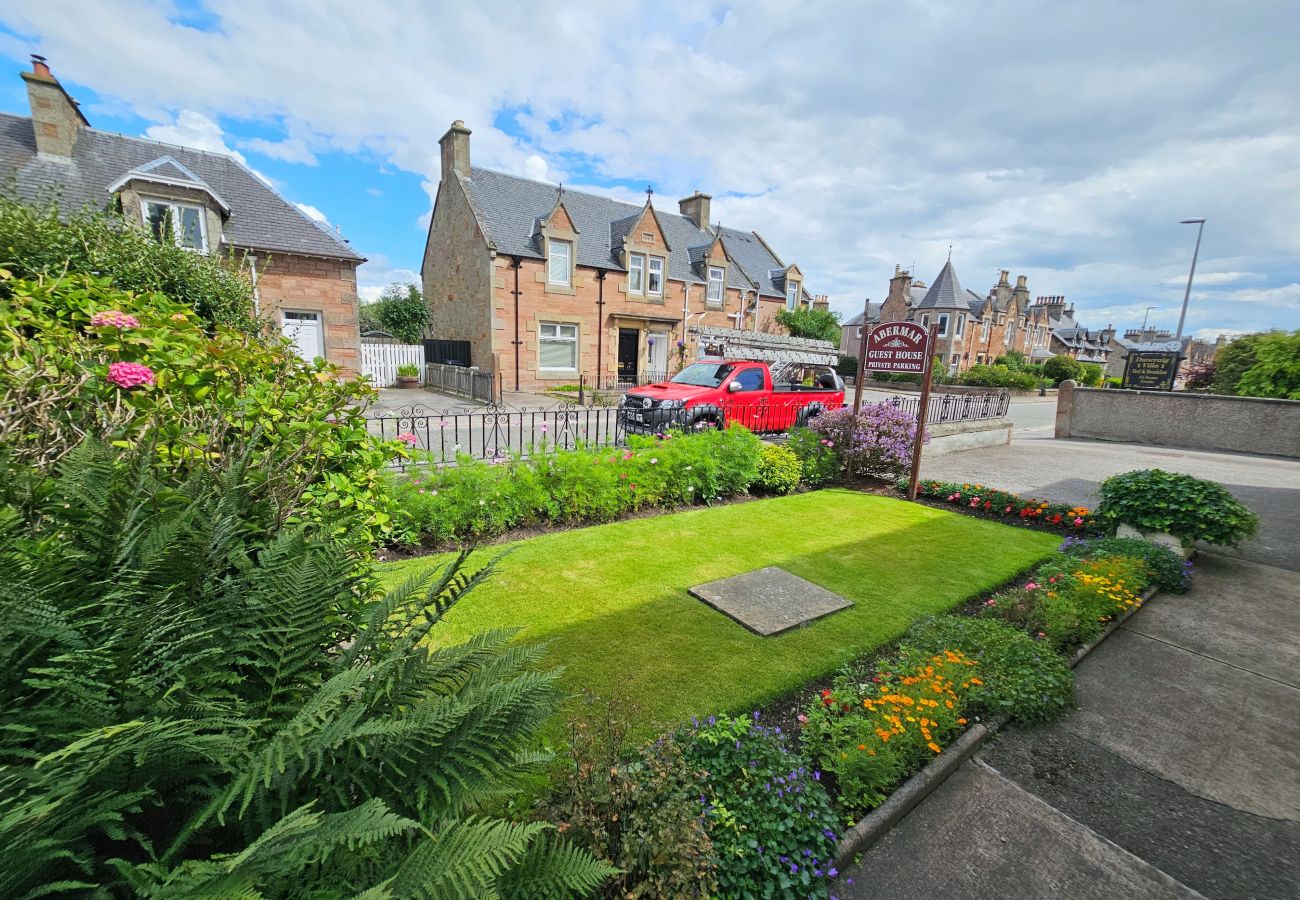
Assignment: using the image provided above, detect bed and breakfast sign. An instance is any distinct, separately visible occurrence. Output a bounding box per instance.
[863,322,930,373]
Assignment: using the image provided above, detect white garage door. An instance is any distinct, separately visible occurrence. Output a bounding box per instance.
[282,310,324,362]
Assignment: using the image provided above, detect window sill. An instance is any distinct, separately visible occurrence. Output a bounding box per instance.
[544,282,575,295]
[537,369,579,379]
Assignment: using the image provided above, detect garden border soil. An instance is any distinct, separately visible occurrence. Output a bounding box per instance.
[832,582,1161,868]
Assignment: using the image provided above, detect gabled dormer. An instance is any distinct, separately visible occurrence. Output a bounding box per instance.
[109,156,230,254]
[776,264,805,310]
[536,195,579,294]
[690,232,731,307]
[617,199,671,302]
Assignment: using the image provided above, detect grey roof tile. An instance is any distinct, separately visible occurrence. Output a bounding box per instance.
[0,112,361,261]
[916,260,970,310]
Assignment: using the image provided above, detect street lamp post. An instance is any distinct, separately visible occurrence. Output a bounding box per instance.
[1140,305,1156,339]
[1175,218,1206,341]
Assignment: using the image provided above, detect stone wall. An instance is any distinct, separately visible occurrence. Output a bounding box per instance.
[1055,381,1300,458]
[256,253,361,376]
[422,174,494,371]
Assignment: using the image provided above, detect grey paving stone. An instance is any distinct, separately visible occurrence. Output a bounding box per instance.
[688,566,851,635]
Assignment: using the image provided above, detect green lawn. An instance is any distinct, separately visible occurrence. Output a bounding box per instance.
[377,490,1058,733]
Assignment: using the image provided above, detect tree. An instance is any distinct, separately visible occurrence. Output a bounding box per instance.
[774,305,841,343]
[1079,362,1104,387]
[1212,330,1300,399]
[1042,354,1083,384]
[995,349,1028,371]
[369,282,430,343]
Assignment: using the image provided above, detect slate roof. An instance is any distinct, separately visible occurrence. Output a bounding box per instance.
[0,112,362,261]
[843,300,880,328]
[915,260,970,310]
[457,167,799,299]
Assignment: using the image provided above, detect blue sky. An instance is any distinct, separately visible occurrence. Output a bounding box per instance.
[1,1,1297,338]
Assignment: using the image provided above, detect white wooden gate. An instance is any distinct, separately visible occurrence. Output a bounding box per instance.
[361,342,424,386]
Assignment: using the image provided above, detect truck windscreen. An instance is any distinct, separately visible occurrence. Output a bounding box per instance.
[670,363,736,387]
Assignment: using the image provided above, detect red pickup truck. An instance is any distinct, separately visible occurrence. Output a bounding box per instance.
[618,359,845,434]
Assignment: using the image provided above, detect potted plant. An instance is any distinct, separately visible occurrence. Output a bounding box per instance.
[395,363,421,388]
[1096,468,1259,557]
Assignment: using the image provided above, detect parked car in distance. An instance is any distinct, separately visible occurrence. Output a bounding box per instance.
[618,359,845,434]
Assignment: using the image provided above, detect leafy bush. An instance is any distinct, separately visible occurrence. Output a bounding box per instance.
[1060,535,1193,593]
[542,695,717,898]
[0,273,401,549]
[836,353,858,378]
[1079,363,1104,387]
[1211,330,1300,399]
[899,617,1074,725]
[756,443,802,494]
[958,363,1037,390]
[908,479,1100,534]
[391,426,764,545]
[0,196,255,329]
[786,426,841,486]
[995,350,1029,371]
[1183,360,1216,392]
[0,445,613,898]
[364,282,431,343]
[775,305,841,342]
[1097,468,1259,547]
[1042,354,1083,384]
[801,651,976,814]
[396,362,421,377]
[679,715,842,899]
[810,402,923,480]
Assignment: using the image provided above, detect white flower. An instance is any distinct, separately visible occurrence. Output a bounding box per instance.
[685,465,692,471]
[650,458,659,464]
[430,490,438,497]
[479,499,485,506]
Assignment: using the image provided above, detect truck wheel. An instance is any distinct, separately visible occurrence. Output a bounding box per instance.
[690,404,724,431]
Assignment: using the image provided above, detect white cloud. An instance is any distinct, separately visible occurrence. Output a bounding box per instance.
[242,135,318,165]
[357,254,420,302]
[366,187,382,196]
[142,109,275,186]
[7,0,1299,334]
[295,202,327,223]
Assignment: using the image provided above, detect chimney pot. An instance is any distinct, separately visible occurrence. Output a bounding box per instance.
[30,54,51,78]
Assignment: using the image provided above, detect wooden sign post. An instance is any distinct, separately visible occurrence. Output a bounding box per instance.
[858,321,936,501]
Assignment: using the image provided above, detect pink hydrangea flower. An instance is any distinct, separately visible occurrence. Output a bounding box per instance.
[396,432,418,446]
[1025,582,1039,591]
[106,361,154,389]
[91,310,140,329]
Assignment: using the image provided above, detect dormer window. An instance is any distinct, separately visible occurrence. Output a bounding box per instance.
[785,280,800,310]
[628,253,645,293]
[707,266,724,304]
[548,239,572,286]
[647,256,664,296]
[144,198,206,252]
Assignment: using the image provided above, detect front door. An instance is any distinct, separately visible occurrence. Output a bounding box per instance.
[282,310,323,362]
[617,328,639,384]
[647,331,669,381]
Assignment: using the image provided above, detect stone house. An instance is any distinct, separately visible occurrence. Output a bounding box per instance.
[838,302,880,356]
[0,56,364,374]
[421,120,816,391]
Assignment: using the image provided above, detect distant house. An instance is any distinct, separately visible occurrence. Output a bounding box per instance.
[420,119,818,390]
[838,301,880,356]
[0,56,365,374]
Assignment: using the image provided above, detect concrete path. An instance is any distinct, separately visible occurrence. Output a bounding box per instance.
[842,553,1300,899]
[917,437,1300,571]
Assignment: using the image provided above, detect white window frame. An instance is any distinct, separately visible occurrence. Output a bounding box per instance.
[786,280,800,310]
[707,266,725,304]
[955,314,965,338]
[937,313,950,337]
[548,239,572,286]
[1005,321,1015,346]
[538,321,578,370]
[647,256,664,296]
[142,197,207,252]
[980,319,988,340]
[628,253,645,294]
[920,313,930,329]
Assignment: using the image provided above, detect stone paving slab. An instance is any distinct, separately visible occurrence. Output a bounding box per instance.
[688,566,851,635]
[842,761,1203,900]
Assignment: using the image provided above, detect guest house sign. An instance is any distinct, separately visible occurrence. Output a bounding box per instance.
[863,322,930,373]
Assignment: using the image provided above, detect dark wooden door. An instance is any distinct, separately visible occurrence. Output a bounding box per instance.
[617,328,639,384]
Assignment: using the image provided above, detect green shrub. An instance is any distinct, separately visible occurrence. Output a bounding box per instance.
[756,443,802,494]
[0,196,255,330]
[679,715,841,899]
[1079,363,1104,387]
[1042,354,1083,384]
[787,426,841,486]
[0,273,401,550]
[1097,468,1259,547]
[836,354,858,378]
[958,364,1037,390]
[1060,535,1192,593]
[542,695,717,898]
[774,305,841,342]
[0,444,613,897]
[1211,330,1300,399]
[367,282,431,343]
[899,617,1074,725]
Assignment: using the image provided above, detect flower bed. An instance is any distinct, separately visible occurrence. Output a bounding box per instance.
[904,478,1101,533]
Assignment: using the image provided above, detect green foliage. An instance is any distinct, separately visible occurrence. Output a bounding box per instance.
[366,282,432,344]
[541,694,718,898]
[775,305,841,343]
[0,272,401,549]
[1097,468,1259,546]
[1078,363,1104,387]
[0,444,613,898]
[958,364,1037,390]
[836,353,858,378]
[1060,535,1192,593]
[996,350,1028,370]
[1042,354,1083,384]
[1233,330,1300,399]
[0,195,256,330]
[679,715,841,899]
[756,443,802,494]
[390,426,764,545]
[786,426,841,486]
[899,617,1074,724]
[396,363,421,377]
[908,478,1100,534]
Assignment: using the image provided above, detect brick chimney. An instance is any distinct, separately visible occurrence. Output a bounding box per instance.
[439,119,471,179]
[1012,274,1030,309]
[678,190,712,229]
[22,55,87,159]
[812,293,830,311]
